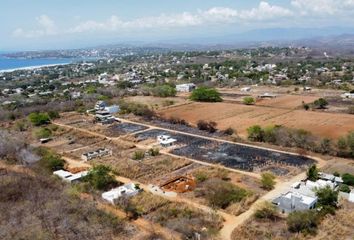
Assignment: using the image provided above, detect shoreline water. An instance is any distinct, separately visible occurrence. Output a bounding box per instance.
[0,62,72,73]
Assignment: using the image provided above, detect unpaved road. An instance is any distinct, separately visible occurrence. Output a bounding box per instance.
[53,117,327,240]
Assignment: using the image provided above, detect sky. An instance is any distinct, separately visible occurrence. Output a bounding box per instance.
[1,0,354,50]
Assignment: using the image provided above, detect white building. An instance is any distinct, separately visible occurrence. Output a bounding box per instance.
[53,170,88,183]
[341,93,354,99]
[102,183,140,204]
[157,135,177,147]
[240,87,251,92]
[349,190,354,203]
[272,191,317,213]
[176,83,196,92]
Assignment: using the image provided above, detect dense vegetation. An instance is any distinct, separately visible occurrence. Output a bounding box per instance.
[190,87,222,102]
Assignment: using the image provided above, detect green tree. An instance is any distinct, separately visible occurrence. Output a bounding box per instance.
[28,112,50,126]
[260,172,276,190]
[307,165,319,181]
[247,125,264,142]
[190,87,222,102]
[342,173,354,186]
[316,186,338,214]
[338,184,350,193]
[35,127,52,139]
[243,96,255,105]
[313,98,328,109]
[84,165,117,190]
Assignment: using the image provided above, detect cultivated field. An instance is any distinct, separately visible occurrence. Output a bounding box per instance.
[159,102,354,139]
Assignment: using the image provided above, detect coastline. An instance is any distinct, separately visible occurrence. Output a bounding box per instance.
[0,62,72,73]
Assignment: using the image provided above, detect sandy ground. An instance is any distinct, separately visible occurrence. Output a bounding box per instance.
[159,102,354,139]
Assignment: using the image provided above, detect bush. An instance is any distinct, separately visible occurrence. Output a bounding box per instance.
[84,165,117,191]
[148,148,160,156]
[37,148,65,171]
[315,186,338,209]
[254,201,278,220]
[287,210,319,234]
[243,96,255,105]
[194,171,209,183]
[48,111,60,119]
[151,84,177,97]
[247,125,264,142]
[197,120,218,133]
[342,173,354,186]
[307,165,319,181]
[338,184,350,193]
[348,106,354,114]
[313,98,328,109]
[190,87,222,102]
[223,127,235,136]
[119,101,155,119]
[132,151,145,160]
[28,112,50,126]
[35,127,52,139]
[198,179,248,209]
[260,172,276,190]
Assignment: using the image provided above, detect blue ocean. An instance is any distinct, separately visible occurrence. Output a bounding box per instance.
[0,54,75,71]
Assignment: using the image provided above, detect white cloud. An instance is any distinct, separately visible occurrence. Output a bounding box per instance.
[291,0,354,15]
[13,14,57,38]
[239,1,293,20]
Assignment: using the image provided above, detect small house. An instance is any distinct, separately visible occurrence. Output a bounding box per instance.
[272,191,317,213]
[102,183,140,204]
[157,135,177,147]
[176,83,196,92]
[53,170,88,183]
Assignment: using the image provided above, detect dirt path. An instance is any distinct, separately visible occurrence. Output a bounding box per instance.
[53,118,328,240]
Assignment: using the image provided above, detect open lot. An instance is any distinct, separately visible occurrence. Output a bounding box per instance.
[159,102,354,139]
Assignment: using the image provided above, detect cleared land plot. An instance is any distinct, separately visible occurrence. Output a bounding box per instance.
[44,129,104,153]
[124,96,188,109]
[104,123,148,137]
[128,192,223,239]
[159,102,354,139]
[57,112,148,137]
[255,95,319,109]
[134,129,315,173]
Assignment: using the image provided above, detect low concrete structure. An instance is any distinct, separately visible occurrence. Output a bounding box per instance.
[176,83,196,92]
[258,93,277,99]
[240,87,251,92]
[102,183,140,204]
[81,148,112,161]
[53,170,88,183]
[341,93,354,99]
[157,135,177,147]
[349,190,354,203]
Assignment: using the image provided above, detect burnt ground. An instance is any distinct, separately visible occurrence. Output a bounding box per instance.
[105,122,148,137]
[148,119,224,137]
[134,129,315,172]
